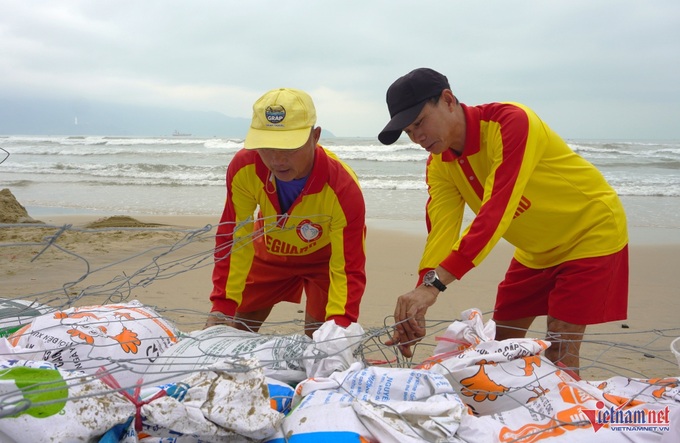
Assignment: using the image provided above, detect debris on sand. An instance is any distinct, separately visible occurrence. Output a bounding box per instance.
[84,215,166,229]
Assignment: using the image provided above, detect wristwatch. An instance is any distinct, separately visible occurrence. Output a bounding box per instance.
[423,269,447,292]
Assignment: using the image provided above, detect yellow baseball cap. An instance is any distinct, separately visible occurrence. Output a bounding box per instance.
[244,88,317,150]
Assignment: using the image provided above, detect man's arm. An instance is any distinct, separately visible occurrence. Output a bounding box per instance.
[324,161,367,327]
[387,155,464,357]
[207,153,259,324]
[386,266,456,357]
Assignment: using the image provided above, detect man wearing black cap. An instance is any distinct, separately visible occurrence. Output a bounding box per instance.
[379,68,629,374]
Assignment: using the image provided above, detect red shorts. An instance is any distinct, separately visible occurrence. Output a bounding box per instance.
[237,243,332,323]
[493,246,629,325]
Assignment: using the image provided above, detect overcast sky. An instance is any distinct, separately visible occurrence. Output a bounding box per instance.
[2,1,679,140]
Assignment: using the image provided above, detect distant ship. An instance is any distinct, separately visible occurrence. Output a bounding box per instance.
[172,130,192,137]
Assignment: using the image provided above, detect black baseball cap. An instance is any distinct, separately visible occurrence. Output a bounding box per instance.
[378,68,450,145]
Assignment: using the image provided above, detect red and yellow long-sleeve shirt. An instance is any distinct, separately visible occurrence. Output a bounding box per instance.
[420,102,628,281]
[210,145,367,325]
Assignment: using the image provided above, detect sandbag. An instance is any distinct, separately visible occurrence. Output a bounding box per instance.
[457,378,677,442]
[0,359,133,442]
[140,359,282,442]
[98,359,285,443]
[418,308,575,415]
[589,376,679,404]
[302,320,365,378]
[8,300,180,388]
[143,324,312,386]
[0,298,52,338]
[265,362,467,443]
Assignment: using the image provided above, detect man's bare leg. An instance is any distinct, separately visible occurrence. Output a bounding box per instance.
[545,316,586,376]
[494,316,536,340]
[233,307,273,333]
[236,310,322,337]
[304,312,323,338]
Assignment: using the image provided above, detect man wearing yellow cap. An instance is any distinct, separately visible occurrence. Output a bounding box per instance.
[207,88,367,337]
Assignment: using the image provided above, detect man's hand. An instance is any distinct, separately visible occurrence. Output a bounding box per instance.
[204,312,236,329]
[385,285,439,358]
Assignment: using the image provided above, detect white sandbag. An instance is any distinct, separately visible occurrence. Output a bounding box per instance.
[418,308,574,416]
[0,298,52,338]
[432,308,497,356]
[264,402,367,443]
[268,363,466,442]
[137,359,282,442]
[588,376,679,404]
[99,360,287,443]
[8,300,180,389]
[421,308,549,366]
[0,359,133,442]
[143,324,312,386]
[302,320,365,378]
[660,404,680,443]
[352,393,467,443]
[457,378,676,442]
[294,362,456,405]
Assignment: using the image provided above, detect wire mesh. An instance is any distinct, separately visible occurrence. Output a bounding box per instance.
[0,219,677,441]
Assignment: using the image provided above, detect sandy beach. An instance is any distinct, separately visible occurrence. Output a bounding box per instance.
[2,211,679,380]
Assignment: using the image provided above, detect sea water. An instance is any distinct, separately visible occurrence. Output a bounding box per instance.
[1,135,679,232]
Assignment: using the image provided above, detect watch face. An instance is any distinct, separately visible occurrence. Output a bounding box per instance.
[423,269,446,291]
[424,270,436,284]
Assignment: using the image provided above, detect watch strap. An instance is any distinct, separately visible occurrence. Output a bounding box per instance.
[430,276,447,292]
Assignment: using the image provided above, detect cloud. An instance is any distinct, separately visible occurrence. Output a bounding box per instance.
[1,0,678,139]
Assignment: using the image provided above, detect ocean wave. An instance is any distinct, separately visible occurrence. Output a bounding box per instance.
[1,146,240,157]
[323,141,422,152]
[1,179,33,187]
[2,162,225,186]
[1,135,244,151]
[358,178,427,191]
[598,160,680,170]
[570,142,680,160]
[3,136,679,218]
[616,188,680,197]
[340,153,428,162]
